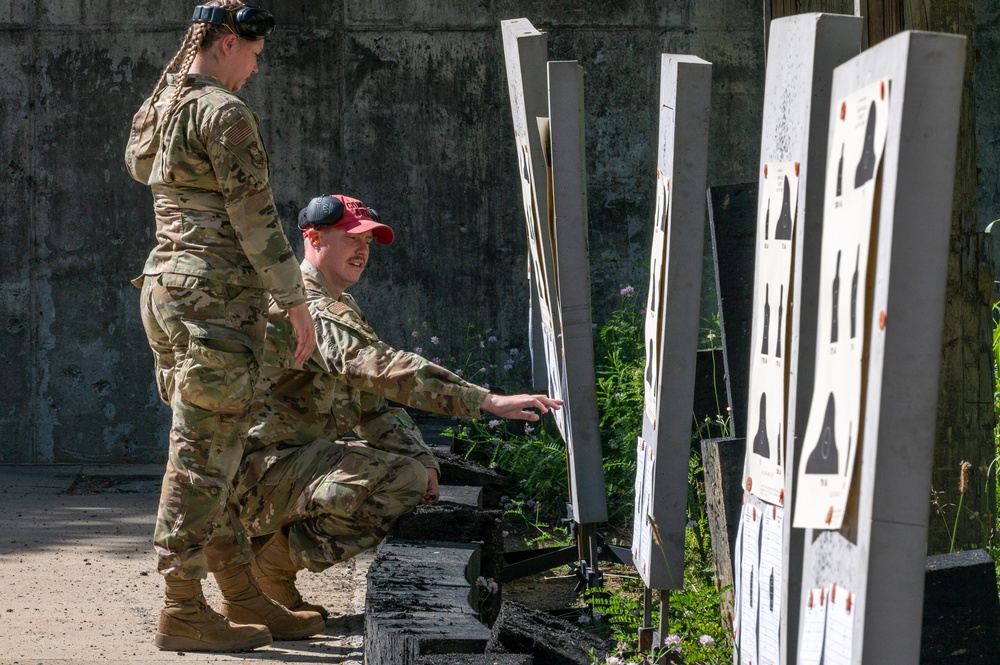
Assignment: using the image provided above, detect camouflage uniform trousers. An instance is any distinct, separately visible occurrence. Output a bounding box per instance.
[137,273,267,579]
[237,439,427,572]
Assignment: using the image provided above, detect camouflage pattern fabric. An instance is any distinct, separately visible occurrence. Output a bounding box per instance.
[137,274,267,578]
[127,72,306,579]
[247,259,488,457]
[125,73,306,309]
[238,439,427,571]
[237,258,491,568]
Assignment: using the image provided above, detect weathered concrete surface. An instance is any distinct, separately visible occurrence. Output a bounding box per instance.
[0,465,368,664]
[0,1,765,464]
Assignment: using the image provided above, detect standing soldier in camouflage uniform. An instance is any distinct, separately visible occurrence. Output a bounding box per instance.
[125,1,324,652]
[236,194,562,618]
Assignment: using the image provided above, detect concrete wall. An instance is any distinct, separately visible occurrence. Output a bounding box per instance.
[0,1,764,463]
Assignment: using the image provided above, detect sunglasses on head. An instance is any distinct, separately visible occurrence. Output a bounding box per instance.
[192,5,275,40]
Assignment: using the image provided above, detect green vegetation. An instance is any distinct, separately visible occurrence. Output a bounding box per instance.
[435,288,732,663]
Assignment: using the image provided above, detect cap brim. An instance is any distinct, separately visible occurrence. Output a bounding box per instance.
[337,218,395,245]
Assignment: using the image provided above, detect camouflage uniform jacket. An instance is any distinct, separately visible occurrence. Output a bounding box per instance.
[125,73,305,309]
[247,260,491,473]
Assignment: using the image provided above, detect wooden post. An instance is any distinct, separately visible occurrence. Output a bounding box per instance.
[632,54,712,591]
[858,0,989,561]
[794,30,966,664]
[500,19,551,395]
[917,0,994,556]
[548,60,608,525]
[731,13,861,665]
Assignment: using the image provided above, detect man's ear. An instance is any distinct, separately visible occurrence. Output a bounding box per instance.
[304,229,321,247]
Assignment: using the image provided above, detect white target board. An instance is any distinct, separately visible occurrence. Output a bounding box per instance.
[732,14,862,665]
[794,30,965,665]
[502,19,606,524]
[793,78,889,530]
[632,54,712,590]
[743,161,799,507]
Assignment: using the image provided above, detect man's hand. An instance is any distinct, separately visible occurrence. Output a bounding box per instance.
[481,393,563,422]
[421,467,440,505]
[287,302,317,365]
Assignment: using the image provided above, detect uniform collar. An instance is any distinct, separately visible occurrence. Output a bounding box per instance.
[165,72,227,89]
[302,258,340,300]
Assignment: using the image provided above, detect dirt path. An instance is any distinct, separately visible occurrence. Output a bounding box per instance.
[0,466,367,664]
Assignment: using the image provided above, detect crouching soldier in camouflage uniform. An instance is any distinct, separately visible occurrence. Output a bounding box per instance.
[125,2,324,652]
[236,194,562,618]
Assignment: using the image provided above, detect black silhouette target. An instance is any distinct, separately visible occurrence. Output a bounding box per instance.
[805,393,839,474]
[753,392,770,458]
[854,100,877,188]
[775,175,793,240]
[831,250,841,344]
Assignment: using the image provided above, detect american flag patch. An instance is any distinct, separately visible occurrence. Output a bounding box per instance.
[224,118,253,145]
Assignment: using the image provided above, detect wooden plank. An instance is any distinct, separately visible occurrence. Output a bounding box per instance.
[635,54,713,590]
[547,60,608,524]
[500,19,553,396]
[918,0,994,554]
[796,30,966,664]
[701,436,747,632]
[734,13,862,665]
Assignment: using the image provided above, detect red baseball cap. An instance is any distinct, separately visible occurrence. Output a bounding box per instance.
[298,194,394,245]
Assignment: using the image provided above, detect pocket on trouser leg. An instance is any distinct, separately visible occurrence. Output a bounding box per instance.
[308,447,394,521]
[153,356,178,405]
[177,337,256,415]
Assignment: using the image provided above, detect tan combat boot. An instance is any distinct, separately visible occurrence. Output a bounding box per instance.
[251,530,329,620]
[155,577,271,652]
[214,564,326,640]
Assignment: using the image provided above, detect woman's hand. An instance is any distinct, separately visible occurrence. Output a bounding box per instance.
[287,303,317,365]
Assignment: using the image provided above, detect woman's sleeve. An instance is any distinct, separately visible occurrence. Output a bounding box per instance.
[207,103,305,309]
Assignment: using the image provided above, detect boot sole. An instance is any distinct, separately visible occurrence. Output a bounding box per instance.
[269,617,327,641]
[154,632,272,652]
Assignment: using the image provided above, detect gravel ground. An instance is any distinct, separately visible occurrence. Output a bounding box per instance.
[0,465,367,665]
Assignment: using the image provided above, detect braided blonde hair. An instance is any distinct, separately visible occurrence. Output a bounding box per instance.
[147,0,248,125]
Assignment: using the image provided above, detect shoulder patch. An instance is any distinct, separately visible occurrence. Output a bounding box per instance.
[246,140,266,168]
[320,299,378,343]
[324,301,355,317]
[224,117,253,145]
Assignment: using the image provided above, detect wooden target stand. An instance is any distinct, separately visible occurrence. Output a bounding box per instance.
[629,54,713,661]
[500,22,614,600]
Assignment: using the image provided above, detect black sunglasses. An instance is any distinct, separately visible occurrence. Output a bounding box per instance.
[192,5,275,40]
